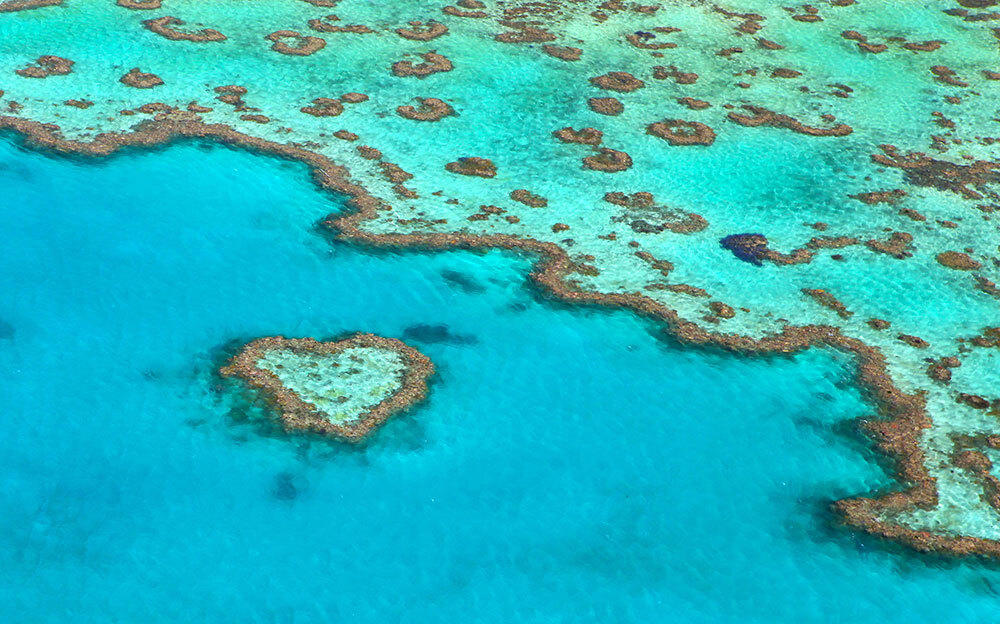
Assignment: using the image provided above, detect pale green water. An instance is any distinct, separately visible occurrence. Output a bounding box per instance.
[256,345,407,423]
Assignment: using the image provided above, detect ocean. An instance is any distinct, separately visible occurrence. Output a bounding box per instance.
[2,135,1000,623]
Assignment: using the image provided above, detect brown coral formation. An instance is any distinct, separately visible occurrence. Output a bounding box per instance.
[931,65,968,87]
[266,31,326,56]
[604,191,654,208]
[605,192,708,235]
[936,250,982,270]
[653,65,698,84]
[771,68,803,78]
[553,126,602,145]
[967,327,1000,348]
[220,334,434,441]
[954,447,1000,509]
[120,68,163,88]
[391,52,453,78]
[665,284,709,297]
[0,0,61,11]
[719,233,820,266]
[396,98,453,121]
[510,189,547,208]
[634,213,708,235]
[495,27,556,43]
[15,56,73,79]
[308,15,374,34]
[865,232,914,259]
[396,21,448,41]
[588,97,623,116]
[214,85,247,108]
[646,119,716,146]
[897,334,930,348]
[850,189,907,205]
[142,16,227,42]
[805,236,859,251]
[377,162,413,185]
[976,276,1000,299]
[582,148,632,172]
[677,97,710,110]
[830,83,853,98]
[802,288,852,318]
[790,6,823,22]
[442,5,486,18]
[840,30,887,53]
[444,0,487,18]
[627,28,679,50]
[900,208,927,221]
[589,71,645,92]
[713,7,765,34]
[467,204,507,222]
[927,357,961,383]
[871,145,1000,200]
[445,157,496,178]
[706,301,736,320]
[867,318,891,330]
[137,102,173,114]
[903,40,945,52]
[542,45,582,61]
[116,0,159,7]
[633,250,674,276]
[728,105,853,136]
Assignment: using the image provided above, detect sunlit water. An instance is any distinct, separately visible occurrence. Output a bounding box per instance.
[2,135,1000,623]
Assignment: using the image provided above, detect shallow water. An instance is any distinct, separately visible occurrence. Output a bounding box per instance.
[3,135,1000,623]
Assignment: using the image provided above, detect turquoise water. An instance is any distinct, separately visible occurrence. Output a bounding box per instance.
[4,0,1000,546]
[3,134,1000,623]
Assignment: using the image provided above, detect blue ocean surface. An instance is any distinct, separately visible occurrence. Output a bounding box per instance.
[2,134,999,623]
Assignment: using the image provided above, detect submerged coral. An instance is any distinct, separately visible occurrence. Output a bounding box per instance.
[220,334,433,441]
[2,0,1000,560]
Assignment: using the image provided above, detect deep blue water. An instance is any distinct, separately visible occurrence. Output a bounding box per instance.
[2,134,999,623]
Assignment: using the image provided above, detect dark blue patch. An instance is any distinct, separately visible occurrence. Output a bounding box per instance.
[273,471,300,501]
[0,319,13,340]
[403,323,478,345]
[441,269,485,294]
[719,233,770,266]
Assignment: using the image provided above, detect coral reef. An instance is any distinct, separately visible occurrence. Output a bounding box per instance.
[220,334,434,441]
[143,16,227,42]
[646,119,716,146]
[396,97,453,121]
[0,0,61,11]
[15,56,73,78]
[445,156,496,178]
[582,148,632,172]
[266,30,326,56]
[120,68,163,88]
[396,21,449,41]
[391,52,453,78]
[728,105,853,136]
